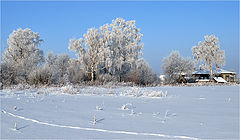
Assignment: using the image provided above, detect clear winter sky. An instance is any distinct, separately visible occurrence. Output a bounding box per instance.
[1,1,239,75]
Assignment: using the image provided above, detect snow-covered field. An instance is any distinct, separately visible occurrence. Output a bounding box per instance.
[1,86,239,139]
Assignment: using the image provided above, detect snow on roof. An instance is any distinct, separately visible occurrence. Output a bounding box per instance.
[194,69,236,75]
[215,69,236,74]
[213,77,227,83]
[196,79,210,82]
[193,70,210,75]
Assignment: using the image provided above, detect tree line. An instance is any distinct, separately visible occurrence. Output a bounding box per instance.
[1,18,159,87]
[0,17,225,88]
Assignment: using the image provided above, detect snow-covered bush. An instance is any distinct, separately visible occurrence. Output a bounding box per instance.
[145,90,167,97]
[97,74,118,83]
[99,81,135,88]
[0,62,16,86]
[67,59,87,84]
[27,65,53,85]
[6,83,32,90]
[26,52,71,86]
[120,87,141,97]
[45,52,70,85]
[122,68,142,85]
[123,59,159,85]
[120,87,168,98]
[61,85,75,94]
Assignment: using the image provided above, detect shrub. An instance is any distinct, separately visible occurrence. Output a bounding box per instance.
[27,65,53,85]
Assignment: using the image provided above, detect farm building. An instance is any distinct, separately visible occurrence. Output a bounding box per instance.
[192,70,210,83]
[214,69,236,82]
[192,69,236,83]
[159,69,236,83]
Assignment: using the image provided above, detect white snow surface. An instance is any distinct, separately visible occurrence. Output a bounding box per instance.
[214,77,227,83]
[1,86,239,139]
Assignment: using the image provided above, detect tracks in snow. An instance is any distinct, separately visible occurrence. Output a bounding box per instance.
[2,109,200,140]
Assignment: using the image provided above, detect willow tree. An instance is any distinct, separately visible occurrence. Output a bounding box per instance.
[192,35,225,80]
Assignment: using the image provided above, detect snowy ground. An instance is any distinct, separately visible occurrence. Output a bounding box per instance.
[1,86,239,139]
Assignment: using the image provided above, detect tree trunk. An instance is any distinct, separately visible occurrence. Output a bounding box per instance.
[210,64,213,82]
[91,65,94,82]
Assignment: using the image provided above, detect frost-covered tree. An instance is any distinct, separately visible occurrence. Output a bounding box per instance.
[69,28,105,82]
[1,28,44,84]
[3,28,44,66]
[27,52,70,85]
[0,62,16,87]
[100,18,143,81]
[54,53,70,81]
[69,18,144,82]
[27,65,53,85]
[137,59,158,85]
[162,51,194,84]
[124,58,158,85]
[45,52,70,84]
[192,35,225,80]
[67,59,87,83]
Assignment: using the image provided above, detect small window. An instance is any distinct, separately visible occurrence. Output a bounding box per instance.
[226,75,229,82]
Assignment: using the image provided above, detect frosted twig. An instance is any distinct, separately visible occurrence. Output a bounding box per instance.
[14,122,17,130]
[93,115,97,125]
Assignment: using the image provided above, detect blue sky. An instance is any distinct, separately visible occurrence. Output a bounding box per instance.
[1,1,239,74]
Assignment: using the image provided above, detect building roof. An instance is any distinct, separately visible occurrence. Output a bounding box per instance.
[193,69,236,75]
[193,70,210,75]
[215,69,236,74]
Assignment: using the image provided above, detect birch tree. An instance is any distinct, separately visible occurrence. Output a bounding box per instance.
[162,51,194,84]
[69,18,144,82]
[99,18,143,81]
[2,28,44,84]
[69,28,104,81]
[192,35,225,80]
